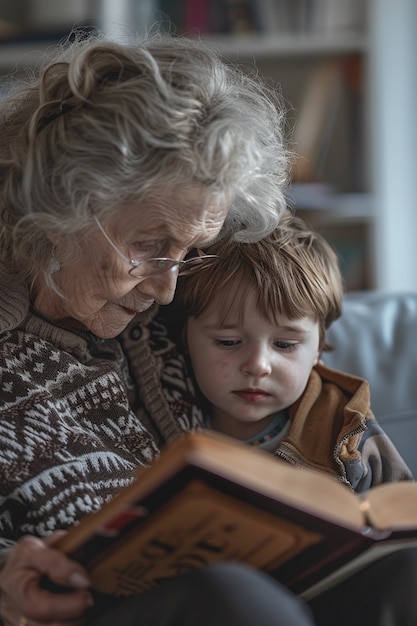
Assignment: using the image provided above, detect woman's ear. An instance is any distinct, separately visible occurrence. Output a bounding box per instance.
[46,230,62,246]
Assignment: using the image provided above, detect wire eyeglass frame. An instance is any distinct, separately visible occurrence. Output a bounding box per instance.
[94,215,219,278]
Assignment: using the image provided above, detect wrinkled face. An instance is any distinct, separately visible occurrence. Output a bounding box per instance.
[39,187,228,338]
[186,290,320,440]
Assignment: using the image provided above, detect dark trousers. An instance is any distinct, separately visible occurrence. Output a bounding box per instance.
[88,562,314,626]
[309,546,417,626]
[88,547,417,626]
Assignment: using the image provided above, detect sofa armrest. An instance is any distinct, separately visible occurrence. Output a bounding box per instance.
[322,291,417,477]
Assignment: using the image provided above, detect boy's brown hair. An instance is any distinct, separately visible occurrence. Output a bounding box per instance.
[174,210,344,352]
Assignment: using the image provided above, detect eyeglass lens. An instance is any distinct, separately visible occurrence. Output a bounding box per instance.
[129,255,218,278]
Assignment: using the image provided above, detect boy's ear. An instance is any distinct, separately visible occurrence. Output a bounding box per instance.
[313,348,321,366]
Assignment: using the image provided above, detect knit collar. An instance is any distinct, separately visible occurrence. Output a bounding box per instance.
[0,279,30,333]
[0,277,98,359]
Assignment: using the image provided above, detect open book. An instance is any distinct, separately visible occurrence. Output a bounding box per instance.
[53,430,417,600]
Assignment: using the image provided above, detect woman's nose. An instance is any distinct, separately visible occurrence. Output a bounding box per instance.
[240,345,272,378]
[137,270,178,305]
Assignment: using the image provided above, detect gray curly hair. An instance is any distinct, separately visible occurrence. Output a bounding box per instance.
[0,30,290,285]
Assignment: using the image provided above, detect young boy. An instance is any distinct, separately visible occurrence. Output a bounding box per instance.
[169,210,412,492]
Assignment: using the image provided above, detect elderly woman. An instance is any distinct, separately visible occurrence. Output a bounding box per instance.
[0,30,320,626]
[2,29,416,626]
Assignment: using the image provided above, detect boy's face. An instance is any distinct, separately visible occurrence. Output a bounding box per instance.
[186,290,320,440]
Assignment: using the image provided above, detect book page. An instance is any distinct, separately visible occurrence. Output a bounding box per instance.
[89,479,323,597]
[361,481,417,531]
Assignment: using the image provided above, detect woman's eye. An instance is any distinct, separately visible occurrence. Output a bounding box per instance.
[128,241,165,261]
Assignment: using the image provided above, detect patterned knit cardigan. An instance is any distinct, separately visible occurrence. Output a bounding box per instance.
[0,283,201,558]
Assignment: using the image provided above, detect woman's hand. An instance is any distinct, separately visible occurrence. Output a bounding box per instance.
[0,534,94,626]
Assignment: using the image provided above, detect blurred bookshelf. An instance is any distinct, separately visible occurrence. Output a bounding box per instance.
[1,1,416,291]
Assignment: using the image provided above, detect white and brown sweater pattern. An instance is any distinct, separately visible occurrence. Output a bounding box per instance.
[0,282,202,559]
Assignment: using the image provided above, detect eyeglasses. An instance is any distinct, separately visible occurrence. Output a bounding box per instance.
[94,216,219,278]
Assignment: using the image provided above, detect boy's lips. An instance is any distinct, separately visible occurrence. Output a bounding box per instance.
[233,389,270,402]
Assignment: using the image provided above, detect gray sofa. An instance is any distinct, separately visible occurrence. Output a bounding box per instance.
[322,290,417,477]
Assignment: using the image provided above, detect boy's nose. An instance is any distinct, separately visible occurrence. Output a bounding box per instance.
[240,345,272,378]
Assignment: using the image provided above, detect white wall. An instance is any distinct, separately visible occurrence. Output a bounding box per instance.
[369,0,417,291]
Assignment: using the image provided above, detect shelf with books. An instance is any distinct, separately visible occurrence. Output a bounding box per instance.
[163,1,371,290]
[0,31,368,75]
[0,0,373,290]
[156,0,367,41]
[201,31,368,59]
[286,188,374,291]
[286,187,373,221]
[210,38,372,289]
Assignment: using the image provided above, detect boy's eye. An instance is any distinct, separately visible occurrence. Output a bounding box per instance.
[215,338,240,347]
[274,341,297,351]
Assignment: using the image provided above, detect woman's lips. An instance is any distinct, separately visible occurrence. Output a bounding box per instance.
[121,300,154,315]
[233,389,270,402]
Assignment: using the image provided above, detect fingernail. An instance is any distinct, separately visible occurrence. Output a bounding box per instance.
[69,571,90,588]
